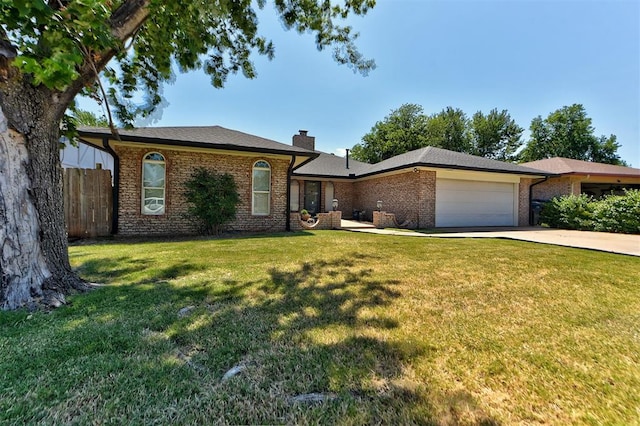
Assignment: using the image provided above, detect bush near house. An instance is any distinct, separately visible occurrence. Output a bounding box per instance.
[541,189,640,234]
[184,168,240,235]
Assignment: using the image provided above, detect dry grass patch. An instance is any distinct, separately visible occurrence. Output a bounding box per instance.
[1,231,638,424]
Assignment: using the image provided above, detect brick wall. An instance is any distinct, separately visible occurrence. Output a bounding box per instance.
[353,170,436,228]
[518,178,532,226]
[531,177,574,200]
[115,146,290,236]
[293,180,355,217]
[290,211,342,231]
[418,171,436,228]
[332,181,354,218]
[373,211,399,228]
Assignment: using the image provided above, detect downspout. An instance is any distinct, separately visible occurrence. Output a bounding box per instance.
[528,176,549,226]
[286,155,296,231]
[103,138,120,234]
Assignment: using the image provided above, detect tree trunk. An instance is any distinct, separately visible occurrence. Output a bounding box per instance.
[0,84,87,311]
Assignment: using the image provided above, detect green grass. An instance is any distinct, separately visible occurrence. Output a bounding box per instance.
[1,231,639,424]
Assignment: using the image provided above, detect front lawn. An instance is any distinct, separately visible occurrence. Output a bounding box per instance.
[1,231,639,424]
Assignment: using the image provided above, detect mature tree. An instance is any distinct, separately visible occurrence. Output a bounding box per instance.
[518,104,626,165]
[0,0,375,310]
[351,105,471,163]
[352,105,527,163]
[469,108,523,161]
[590,135,628,166]
[351,103,429,163]
[424,107,471,153]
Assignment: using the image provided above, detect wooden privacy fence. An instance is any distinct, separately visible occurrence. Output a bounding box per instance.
[63,168,113,238]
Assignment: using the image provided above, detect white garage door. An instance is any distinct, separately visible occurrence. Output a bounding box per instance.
[436,179,517,227]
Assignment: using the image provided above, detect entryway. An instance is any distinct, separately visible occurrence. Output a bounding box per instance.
[304,181,321,214]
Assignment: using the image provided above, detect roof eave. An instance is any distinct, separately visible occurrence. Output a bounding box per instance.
[292,172,358,180]
[294,163,552,180]
[290,154,322,171]
[356,162,553,179]
[557,171,640,178]
[77,131,315,158]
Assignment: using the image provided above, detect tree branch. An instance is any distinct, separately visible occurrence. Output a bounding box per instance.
[57,0,151,110]
[77,43,121,141]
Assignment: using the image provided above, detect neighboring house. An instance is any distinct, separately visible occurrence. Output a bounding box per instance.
[521,158,640,200]
[78,126,550,236]
[60,139,114,171]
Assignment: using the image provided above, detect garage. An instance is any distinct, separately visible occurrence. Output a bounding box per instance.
[435,178,517,227]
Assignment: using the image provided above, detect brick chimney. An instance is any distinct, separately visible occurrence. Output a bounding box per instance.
[292,130,315,151]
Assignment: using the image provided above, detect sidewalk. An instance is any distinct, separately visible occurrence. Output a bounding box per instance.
[340,220,640,257]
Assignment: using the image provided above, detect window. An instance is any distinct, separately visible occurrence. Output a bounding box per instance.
[142,152,166,215]
[290,180,300,212]
[252,160,271,215]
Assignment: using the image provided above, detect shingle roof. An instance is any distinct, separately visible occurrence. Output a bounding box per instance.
[292,152,370,177]
[295,146,550,178]
[78,126,552,178]
[521,157,640,177]
[78,125,316,156]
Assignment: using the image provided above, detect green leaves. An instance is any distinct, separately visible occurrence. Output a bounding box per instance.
[2,0,116,90]
[541,190,640,234]
[518,104,626,165]
[353,103,430,163]
[425,107,471,154]
[351,104,522,163]
[2,0,375,126]
[184,168,240,235]
[470,108,524,161]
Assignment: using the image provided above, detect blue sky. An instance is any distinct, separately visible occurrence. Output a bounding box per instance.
[82,0,639,165]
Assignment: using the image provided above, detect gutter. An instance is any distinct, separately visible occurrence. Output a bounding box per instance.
[528,176,549,226]
[286,155,296,232]
[289,153,320,172]
[102,137,120,234]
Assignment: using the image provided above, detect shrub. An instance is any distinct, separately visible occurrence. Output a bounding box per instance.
[184,168,239,235]
[540,193,594,230]
[541,189,640,234]
[591,189,640,234]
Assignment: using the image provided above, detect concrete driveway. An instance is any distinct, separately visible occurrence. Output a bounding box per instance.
[340,220,640,257]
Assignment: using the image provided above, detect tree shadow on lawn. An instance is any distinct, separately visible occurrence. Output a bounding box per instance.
[6,252,499,424]
[147,254,499,424]
[69,230,317,247]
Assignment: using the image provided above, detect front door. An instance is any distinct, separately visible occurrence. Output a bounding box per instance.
[304,181,321,214]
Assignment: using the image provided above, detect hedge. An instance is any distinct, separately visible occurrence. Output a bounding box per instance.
[540,189,640,234]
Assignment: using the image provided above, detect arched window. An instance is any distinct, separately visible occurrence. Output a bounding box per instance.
[142,152,166,215]
[252,160,271,215]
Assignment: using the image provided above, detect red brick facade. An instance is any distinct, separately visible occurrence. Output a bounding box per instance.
[292,172,532,229]
[114,146,538,236]
[291,179,355,217]
[531,176,575,200]
[115,146,290,235]
[518,178,532,226]
[353,171,437,228]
